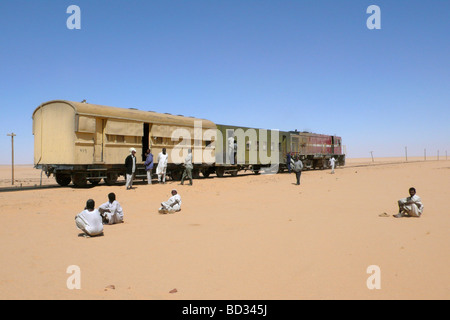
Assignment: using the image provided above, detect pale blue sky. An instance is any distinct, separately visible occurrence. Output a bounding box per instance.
[0,0,449,164]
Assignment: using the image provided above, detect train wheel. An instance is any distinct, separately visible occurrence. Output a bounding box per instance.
[201,169,210,178]
[104,172,118,185]
[171,170,182,181]
[192,169,200,179]
[252,165,261,175]
[230,170,238,177]
[72,173,87,187]
[216,167,225,177]
[304,160,312,169]
[55,173,71,187]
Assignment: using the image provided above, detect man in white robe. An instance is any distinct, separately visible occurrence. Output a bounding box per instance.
[228,135,235,164]
[329,157,336,174]
[99,192,124,225]
[75,199,104,237]
[159,189,182,214]
[156,148,169,184]
[394,187,424,218]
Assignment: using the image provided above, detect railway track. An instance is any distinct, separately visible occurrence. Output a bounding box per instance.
[0,183,62,193]
[1,160,440,193]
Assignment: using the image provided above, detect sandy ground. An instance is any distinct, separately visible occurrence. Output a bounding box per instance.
[0,157,449,300]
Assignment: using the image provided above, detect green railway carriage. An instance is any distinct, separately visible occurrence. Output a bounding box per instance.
[214,124,281,176]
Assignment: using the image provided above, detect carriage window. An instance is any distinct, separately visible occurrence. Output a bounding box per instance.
[152,136,163,145]
[163,137,170,145]
[106,134,125,143]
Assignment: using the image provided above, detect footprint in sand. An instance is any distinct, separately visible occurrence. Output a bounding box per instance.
[378,212,390,217]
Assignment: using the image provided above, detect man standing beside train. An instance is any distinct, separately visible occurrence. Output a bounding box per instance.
[228,135,235,164]
[145,148,154,184]
[180,148,193,186]
[125,148,137,190]
[329,157,336,174]
[291,156,303,185]
[157,148,169,184]
[286,152,292,173]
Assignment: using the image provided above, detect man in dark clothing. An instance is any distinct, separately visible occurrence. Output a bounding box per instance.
[125,148,136,190]
[144,149,154,185]
[286,153,292,173]
[291,156,303,185]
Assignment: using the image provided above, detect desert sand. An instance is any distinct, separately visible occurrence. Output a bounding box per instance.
[0,157,449,300]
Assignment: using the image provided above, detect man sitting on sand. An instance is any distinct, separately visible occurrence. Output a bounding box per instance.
[394,187,424,218]
[99,192,124,225]
[159,189,182,214]
[75,199,104,237]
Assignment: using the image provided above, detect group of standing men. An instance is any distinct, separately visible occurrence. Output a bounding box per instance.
[126,147,193,188]
[125,147,170,188]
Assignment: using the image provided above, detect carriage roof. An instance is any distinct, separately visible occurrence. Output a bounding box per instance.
[32,100,216,129]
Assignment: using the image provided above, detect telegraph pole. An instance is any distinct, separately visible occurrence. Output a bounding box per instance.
[7,133,16,185]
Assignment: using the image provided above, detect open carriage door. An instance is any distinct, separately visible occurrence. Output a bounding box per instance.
[142,123,151,161]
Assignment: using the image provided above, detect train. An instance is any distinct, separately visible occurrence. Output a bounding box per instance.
[32,100,345,187]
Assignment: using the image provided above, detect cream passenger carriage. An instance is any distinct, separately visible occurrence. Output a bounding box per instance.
[33,100,216,187]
